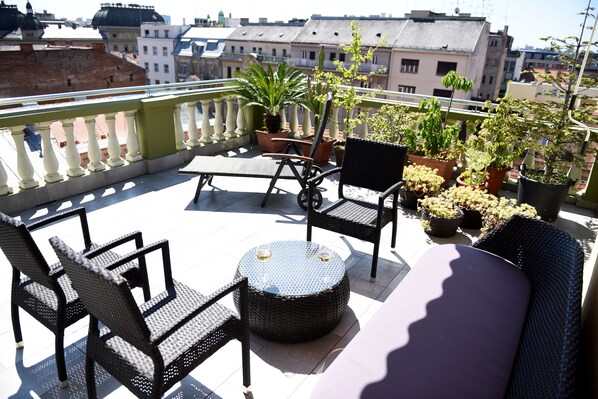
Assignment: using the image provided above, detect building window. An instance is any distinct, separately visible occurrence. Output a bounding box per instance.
[129,74,133,81]
[339,53,345,62]
[433,88,453,98]
[227,66,232,78]
[258,47,262,54]
[301,50,307,59]
[181,62,187,73]
[482,75,486,84]
[113,45,118,51]
[240,46,244,53]
[164,30,169,38]
[155,80,160,84]
[152,46,157,56]
[231,45,235,53]
[144,62,149,71]
[489,76,494,84]
[154,63,159,72]
[398,85,415,93]
[329,52,336,61]
[372,55,378,64]
[309,51,316,60]
[154,30,159,37]
[146,79,150,85]
[252,47,257,52]
[124,45,129,52]
[490,40,497,46]
[144,29,149,37]
[143,46,148,55]
[272,48,276,56]
[109,75,114,83]
[162,47,168,56]
[164,64,169,73]
[436,61,457,76]
[131,44,136,53]
[67,79,72,87]
[400,59,419,73]
[282,49,287,57]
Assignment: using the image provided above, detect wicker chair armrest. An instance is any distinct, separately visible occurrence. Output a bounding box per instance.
[308,167,341,186]
[270,138,310,145]
[151,276,249,345]
[83,231,144,259]
[102,239,174,288]
[27,207,92,248]
[263,153,312,162]
[379,180,405,201]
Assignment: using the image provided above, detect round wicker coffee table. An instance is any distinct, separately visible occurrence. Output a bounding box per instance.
[233,240,350,343]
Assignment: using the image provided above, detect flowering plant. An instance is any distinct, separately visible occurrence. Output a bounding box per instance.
[417,196,462,219]
[442,185,496,214]
[482,197,539,233]
[403,165,444,196]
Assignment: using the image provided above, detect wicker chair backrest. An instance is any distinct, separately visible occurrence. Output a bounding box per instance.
[340,137,408,193]
[0,211,54,290]
[473,214,583,398]
[50,236,151,346]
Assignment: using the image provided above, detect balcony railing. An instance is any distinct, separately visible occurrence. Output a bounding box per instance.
[0,79,596,214]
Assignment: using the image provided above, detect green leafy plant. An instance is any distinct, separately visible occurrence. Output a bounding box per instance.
[458,147,492,186]
[417,196,462,219]
[442,185,495,214]
[233,62,306,132]
[369,103,419,150]
[441,70,473,125]
[415,98,463,160]
[482,197,539,233]
[403,164,444,196]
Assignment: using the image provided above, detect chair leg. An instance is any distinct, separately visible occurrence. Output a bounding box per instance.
[391,219,398,248]
[241,332,251,390]
[55,325,69,388]
[370,241,380,281]
[86,354,97,399]
[307,223,312,242]
[11,303,23,348]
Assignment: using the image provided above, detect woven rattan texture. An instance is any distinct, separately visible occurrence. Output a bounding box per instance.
[52,236,250,398]
[473,215,584,399]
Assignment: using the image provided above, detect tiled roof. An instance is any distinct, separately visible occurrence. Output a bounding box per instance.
[227,25,303,43]
[396,19,486,52]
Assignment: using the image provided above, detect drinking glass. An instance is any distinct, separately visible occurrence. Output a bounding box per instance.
[317,244,333,262]
[256,243,272,261]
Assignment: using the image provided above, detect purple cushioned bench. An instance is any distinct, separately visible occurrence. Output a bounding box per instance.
[311,244,531,399]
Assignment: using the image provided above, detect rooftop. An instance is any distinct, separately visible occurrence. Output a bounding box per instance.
[0,145,596,398]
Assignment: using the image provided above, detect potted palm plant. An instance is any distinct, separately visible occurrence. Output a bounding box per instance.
[233,62,306,152]
[517,26,598,222]
[400,164,444,209]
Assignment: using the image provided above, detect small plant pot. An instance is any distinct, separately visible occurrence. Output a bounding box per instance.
[460,208,483,229]
[299,138,336,166]
[456,176,488,190]
[400,190,423,210]
[409,155,456,187]
[420,208,464,238]
[486,166,511,195]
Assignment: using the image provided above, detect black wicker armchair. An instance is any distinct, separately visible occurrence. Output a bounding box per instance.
[473,215,584,398]
[50,236,251,399]
[0,207,150,388]
[306,137,408,279]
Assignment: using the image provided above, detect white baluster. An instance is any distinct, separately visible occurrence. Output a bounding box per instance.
[62,119,85,177]
[280,108,287,131]
[200,100,213,143]
[568,165,582,195]
[105,114,124,167]
[10,126,39,189]
[212,98,225,141]
[522,149,535,170]
[38,122,63,182]
[359,108,370,138]
[0,159,13,195]
[302,108,312,138]
[186,101,200,147]
[235,97,246,136]
[173,104,187,150]
[125,111,142,162]
[329,106,340,139]
[83,116,105,172]
[290,104,299,138]
[225,97,236,139]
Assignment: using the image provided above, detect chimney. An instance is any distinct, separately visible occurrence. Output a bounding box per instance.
[20,43,34,53]
[92,42,106,52]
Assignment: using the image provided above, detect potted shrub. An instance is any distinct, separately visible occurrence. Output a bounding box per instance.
[465,96,530,194]
[482,197,539,234]
[400,164,444,209]
[456,147,492,189]
[440,70,473,125]
[409,97,463,186]
[233,62,306,152]
[417,196,464,238]
[516,21,598,222]
[443,185,496,229]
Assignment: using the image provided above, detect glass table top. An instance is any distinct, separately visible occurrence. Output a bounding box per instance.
[237,240,346,296]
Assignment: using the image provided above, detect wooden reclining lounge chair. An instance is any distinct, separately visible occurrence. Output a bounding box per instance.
[179,94,332,210]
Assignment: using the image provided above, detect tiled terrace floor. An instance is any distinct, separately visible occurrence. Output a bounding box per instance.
[0,145,597,398]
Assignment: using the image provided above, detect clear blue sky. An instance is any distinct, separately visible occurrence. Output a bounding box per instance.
[26,0,595,49]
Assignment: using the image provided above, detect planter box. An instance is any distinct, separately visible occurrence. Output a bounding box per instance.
[256,130,290,152]
[299,138,336,166]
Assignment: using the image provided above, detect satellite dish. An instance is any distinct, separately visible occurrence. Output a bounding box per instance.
[455,7,460,14]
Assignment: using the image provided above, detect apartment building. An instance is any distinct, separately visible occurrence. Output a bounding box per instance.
[479,26,509,100]
[221,23,304,78]
[174,27,235,81]
[138,23,188,84]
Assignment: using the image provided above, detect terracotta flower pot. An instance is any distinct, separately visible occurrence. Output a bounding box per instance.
[409,155,456,187]
[299,138,336,166]
[486,166,511,195]
[256,130,290,152]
